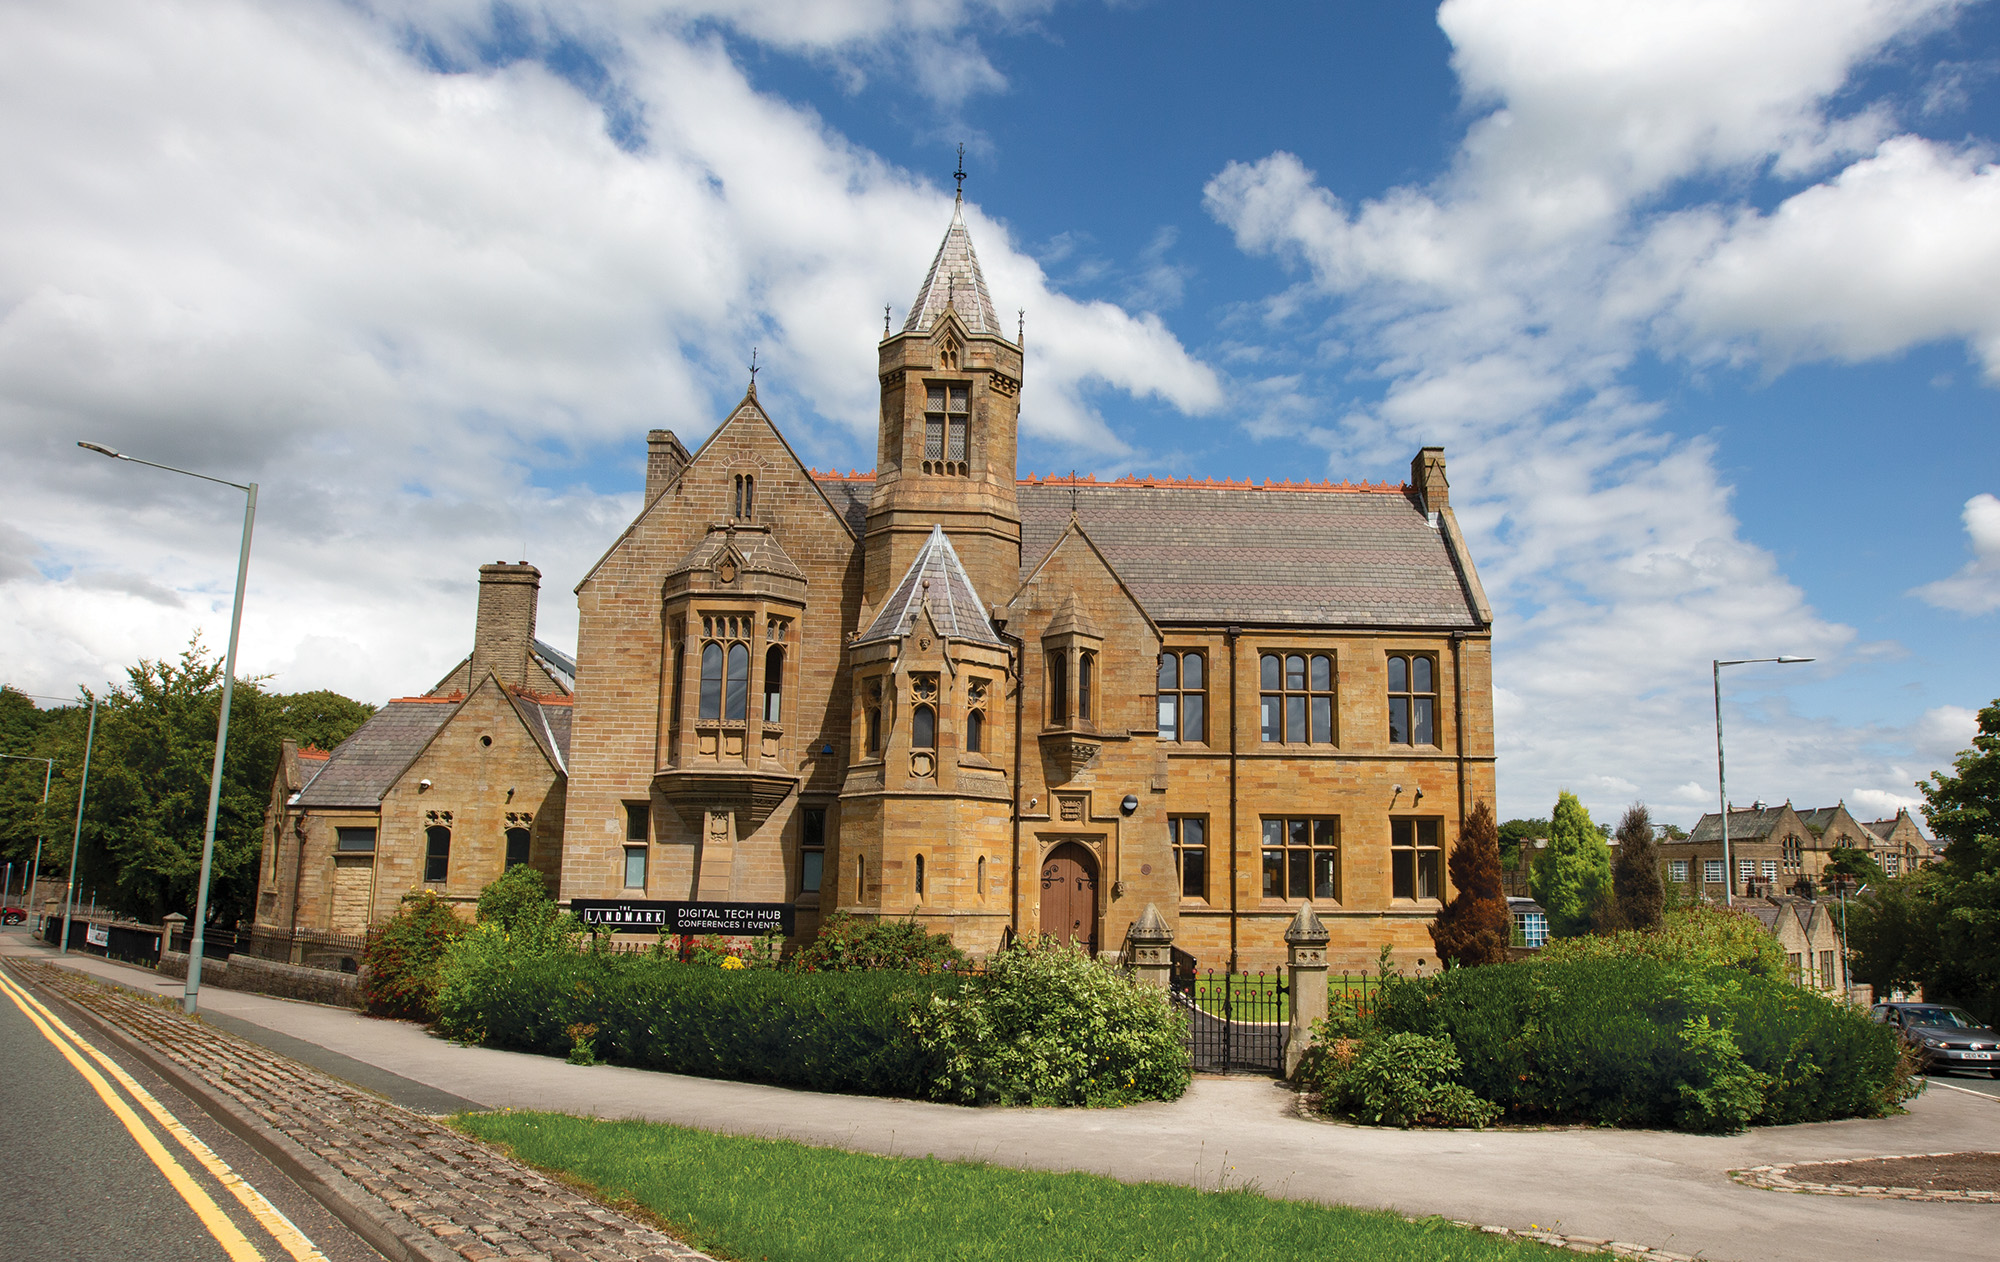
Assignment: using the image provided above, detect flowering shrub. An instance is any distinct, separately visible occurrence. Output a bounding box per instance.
[361,891,468,1021]
[909,940,1190,1107]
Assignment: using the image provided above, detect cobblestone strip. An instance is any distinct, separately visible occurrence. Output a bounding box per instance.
[1732,1156,2000,1203]
[8,960,717,1262]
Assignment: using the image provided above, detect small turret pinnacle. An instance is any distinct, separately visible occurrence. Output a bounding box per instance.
[954,142,966,201]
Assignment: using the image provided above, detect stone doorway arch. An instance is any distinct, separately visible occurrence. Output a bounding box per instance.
[1039,841,1099,955]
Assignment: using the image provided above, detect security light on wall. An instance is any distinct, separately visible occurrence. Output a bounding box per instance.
[419,779,432,790]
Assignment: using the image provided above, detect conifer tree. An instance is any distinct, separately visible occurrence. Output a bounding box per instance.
[1429,799,1510,966]
[1611,803,1664,932]
[1530,790,1612,938]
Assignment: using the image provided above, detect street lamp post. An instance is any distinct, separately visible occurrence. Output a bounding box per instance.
[79,441,256,1013]
[0,753,53,923]
[1712,655,1814,907]
[59,695,97,954]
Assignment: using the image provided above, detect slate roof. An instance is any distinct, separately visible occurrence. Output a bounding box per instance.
[668,525,805,581]
[1793,806,1849,834]
[508,691,573,776]
[857,525,1003,646]
[809,475,1484,628]
[903,197,1001,337]
[293,699,458,808]
[532,640,576,692]
[1682,807,1791,844]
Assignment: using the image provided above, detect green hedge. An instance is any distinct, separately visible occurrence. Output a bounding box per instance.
[436,939,960,1097]
[1372,956,1912,1131]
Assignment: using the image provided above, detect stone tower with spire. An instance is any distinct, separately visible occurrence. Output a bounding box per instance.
[865,189,1025,615]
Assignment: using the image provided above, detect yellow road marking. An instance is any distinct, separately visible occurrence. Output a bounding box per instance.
[0,969,265,1262]
[0,969,327,1262]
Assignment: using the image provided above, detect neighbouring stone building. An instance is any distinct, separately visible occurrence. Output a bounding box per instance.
[557,192,1497,970]
[251,564,574,961]
[1661,800,1931,900]
[1742,897,1850,996]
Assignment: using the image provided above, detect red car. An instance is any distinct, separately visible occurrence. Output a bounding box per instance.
[1,907,26,926]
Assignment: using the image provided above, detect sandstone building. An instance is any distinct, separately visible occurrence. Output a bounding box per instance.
[558,193,1497,970]
[1661,800,1932,901]
[251,563,572,962]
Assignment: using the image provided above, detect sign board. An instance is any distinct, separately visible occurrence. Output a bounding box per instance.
[569,898,795,936]
[85,923,110,947]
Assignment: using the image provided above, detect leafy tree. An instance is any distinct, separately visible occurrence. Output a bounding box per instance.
[1851,698,2000,1023]
[1429,800,1510,967]
[476,863,555,932]
[1530,790,1611,938]
[1497,817,1548,871]
[1825,845,1888,887]
[1611,804,1665,932]
[268,690,375,752]
[1657,822,1689,841]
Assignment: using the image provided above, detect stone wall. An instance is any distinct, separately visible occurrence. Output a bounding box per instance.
[158,950,365,1009]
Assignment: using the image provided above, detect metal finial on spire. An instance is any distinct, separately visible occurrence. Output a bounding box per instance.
[748,346,759,394]
[1069,469,1079,517]
[954,143,966,199]
[884,305,892,337]
[1018,308,1024,346]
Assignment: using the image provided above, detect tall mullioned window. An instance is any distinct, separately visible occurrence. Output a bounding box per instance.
[1157,651,1205,742]
[732,472,755,519]
[1387,654,1437,746]
[1390,818,1441,900]
[1170,817,1207,900]
[1261,652,1334,743]
[1262,817,1339,901]
[924,383,969,472]
[699,614,751,722]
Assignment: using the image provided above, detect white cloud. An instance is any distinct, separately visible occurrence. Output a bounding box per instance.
[0,0,1215,704]
[1205,0,1987,822]
[1910,493,2000,613]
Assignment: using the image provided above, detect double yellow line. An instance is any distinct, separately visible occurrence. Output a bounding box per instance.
[0,968,328,1262]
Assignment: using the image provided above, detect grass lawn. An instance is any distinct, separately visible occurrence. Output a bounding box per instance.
[454,1110,1586,1262]
[1186,973,1380,1024]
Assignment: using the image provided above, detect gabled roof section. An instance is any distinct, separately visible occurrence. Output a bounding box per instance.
[505,687,573,776]
[857,525,1002,646]
[293,698,460,808]
[1043,592,1102,640]
[1683,806,1792,844]
[903,197,1001,336]
[668,524,806,582]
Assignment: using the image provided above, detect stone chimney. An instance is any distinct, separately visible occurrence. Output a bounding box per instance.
[646,429,690,504]
[471,562,540,689]
[1410,446,1449,516]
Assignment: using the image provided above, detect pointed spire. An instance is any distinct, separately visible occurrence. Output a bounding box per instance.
[855,524,1002,646]
[903,168,1001,336]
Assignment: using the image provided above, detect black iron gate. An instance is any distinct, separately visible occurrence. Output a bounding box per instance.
[1174,967,1289,1073]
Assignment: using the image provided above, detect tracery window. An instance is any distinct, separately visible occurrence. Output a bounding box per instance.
[966,678,988,754]
[864,677,885,754]
[423,825,451,883]
[924,383,970,474]
[911,674,939,749]
[1046,650,1068,724]
[699,614,752,722]
[1078,651,1095,722]
[1261,652,1334,744]
[1157,652,1205,742]
[505,827,531,868]
[764,646,784,722]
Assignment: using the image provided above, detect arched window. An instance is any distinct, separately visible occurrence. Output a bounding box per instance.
[764,645,784,722]
[1046,649,1068,723]
[865,678,884,753]
[733,472,755,519]
[724,642,749,721]
[966,707,984,754]
[505,827,531,868]
[912,704,936,749]
[1078,651,1095,721]
[915,853,926,898]
[424,825,451,883]
[977,854,987,895]
[699,642,723,720]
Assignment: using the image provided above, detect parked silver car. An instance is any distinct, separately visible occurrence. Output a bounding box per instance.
[1871,1002,2000,1077]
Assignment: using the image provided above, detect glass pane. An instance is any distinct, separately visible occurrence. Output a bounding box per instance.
[1183,653,1202,689]
[724,643,749,721]
[803,809,824,848]
[1289,819,1309,848]
[1288,849,1309,901]
[801,850,823,893]
[1182,848,1206,899]
[1414,656,1433,693]
[1392,818,1413,847]
[1388,697,1409,744]
[1262,819,1284,847]
[506,829,531,867]
[1260,654,1281,690]
[1417,849,1441,900]
[948,385,968,412]
[947,417,967,460]
[1388,655,1407,692]
[1183,819,1204,846]
[1314,818,1337,848]
[1286,654,1306,689]
[1157,696,1177,741]
[1078,654,1093,720]
[1261,695,1280,742]
[624,846,647,889]
[913,705,936,748]
[1413,697,1434,745]
[1417,819,1441,848]
[1312,695,1332,743]
[1392,849,1412,900]
[700,644,722,719]
[1286,694,1306,742]
[1313,850,1338,900]
[1157,653,1178,689]
[1310,654,1332,691]
[927,386,945,410]
[966,709,983,752]
[925,416,943,459]
[1262,849,1283,898]
[1183,694,1204,743]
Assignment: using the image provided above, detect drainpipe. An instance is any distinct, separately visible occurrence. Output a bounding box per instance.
[1000,626,1025,944]
[1451,631,1467,827]
[1227,624,1241,973]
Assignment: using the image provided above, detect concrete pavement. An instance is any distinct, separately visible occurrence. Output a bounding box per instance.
[9,935,1998,1262]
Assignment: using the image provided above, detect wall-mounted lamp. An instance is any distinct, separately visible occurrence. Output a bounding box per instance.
[1412,787,1424,804]
[419,779,432,791]
[1028,797,1038,810]
[1120,794,1138,815]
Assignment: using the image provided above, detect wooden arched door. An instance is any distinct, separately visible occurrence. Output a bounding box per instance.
[1039,842,1098,955]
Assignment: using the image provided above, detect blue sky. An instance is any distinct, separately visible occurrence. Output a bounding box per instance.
[2,0,1996,827]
